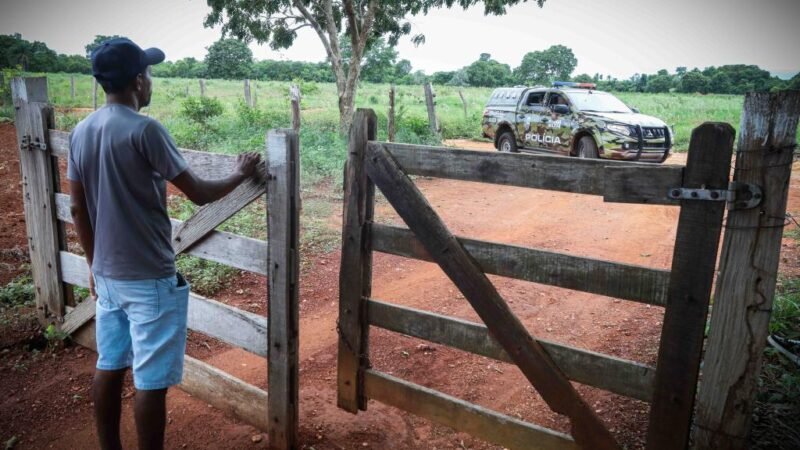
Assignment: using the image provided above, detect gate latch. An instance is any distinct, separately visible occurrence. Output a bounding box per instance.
[19,135,47,151]
[667,182,762,210]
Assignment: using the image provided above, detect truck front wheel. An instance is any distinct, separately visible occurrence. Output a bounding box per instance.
[497,130,518,153]
[577,136,598,159]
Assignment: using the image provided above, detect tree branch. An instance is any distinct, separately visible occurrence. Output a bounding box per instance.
[293,0,334,60]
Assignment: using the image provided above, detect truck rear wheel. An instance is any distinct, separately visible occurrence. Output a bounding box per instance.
[497,130,518,153]
[577,136,598,159]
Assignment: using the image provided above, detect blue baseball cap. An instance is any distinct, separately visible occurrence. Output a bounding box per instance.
[91,38,165,88]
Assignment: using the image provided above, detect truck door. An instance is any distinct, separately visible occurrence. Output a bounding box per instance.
[518,91,548,150]
[544,91,574,155]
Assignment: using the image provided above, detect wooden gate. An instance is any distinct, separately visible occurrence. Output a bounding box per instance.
[12,77,300,449]
[336,108,737,449]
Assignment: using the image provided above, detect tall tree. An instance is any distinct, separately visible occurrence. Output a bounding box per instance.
[205,38,253,80]
[514,44,576,85]
[465,54,511,87]
[85,35,125,57]
[205,0,545,132]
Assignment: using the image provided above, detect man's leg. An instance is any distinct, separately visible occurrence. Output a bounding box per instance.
[134,388,168,450]
[124,273,190,450]
[92,367,128,450]
[93,274,133,450]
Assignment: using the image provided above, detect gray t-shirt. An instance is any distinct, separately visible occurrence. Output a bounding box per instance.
[67,104,188,280]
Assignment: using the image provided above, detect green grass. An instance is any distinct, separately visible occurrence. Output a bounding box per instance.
[0,273,35,307]
[33,73,795,154]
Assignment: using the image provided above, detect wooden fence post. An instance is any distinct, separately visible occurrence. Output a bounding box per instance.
[199,79,206,97]
[11,77,66,322]
[423,82,438,135]
[388,85,396,142]
[267,129,301,449]
[646,123,735,449]
[70,76,75,100]
[92,78,98,110]
[337,109,377,413]
[244,79,252,107]
[458,89,467,118]
[693,91,800,449]
[290,85,301,132]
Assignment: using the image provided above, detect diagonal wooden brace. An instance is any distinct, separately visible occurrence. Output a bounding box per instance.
[172,161,267,254]
[363,142,620,450]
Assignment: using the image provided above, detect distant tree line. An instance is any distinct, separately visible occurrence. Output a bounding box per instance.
[581,66,799,94]
[2,33,798,94]
[0,33,92,74]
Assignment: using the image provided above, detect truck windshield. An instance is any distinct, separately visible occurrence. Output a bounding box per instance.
[566,92,632,113]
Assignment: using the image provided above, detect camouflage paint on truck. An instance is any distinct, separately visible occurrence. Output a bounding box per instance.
[481,86,673,162]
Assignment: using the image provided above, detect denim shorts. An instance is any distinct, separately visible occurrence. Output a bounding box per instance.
[93,272,190,390]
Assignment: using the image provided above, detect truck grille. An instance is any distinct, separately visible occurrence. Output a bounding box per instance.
[641,127,666,139]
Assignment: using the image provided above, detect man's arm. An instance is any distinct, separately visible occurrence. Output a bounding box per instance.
[171,152,262,206]
[69,180,96,298]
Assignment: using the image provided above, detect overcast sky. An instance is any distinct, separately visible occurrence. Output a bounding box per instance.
[1,0,798,79]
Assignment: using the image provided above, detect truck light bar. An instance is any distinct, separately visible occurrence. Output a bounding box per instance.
[552,81,596,89]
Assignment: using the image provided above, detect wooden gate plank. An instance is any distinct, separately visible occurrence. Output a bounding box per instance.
[60,251,268,356]
[368,299,655,402]
[364,369,579,450]
[363,142,619,449]
[171,161,267,254]
[693,92,800,449]
[646,123,735,449]
[55,193,268,276]
[11,77,65,321]
[372,223,670,305]
[337,109,378,412]
[266,130,301,449]
[374,142,683,205]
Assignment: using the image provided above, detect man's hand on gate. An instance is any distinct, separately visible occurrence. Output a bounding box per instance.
[235,152,261,179]
[172,152,263,206]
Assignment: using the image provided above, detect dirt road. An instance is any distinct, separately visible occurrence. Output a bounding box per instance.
[0,127,712,448]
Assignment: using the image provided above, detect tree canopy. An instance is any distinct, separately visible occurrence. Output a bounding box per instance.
[204,0,545,131]
[514,45,576,85]
[205,38,253,80]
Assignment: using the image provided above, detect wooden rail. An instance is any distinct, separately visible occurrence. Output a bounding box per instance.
[59,251,269,357]
[367,299,655,402]
[364,370,579,450]
[372,223,669,306]
[54,193,268,275]
[372,142,684,205]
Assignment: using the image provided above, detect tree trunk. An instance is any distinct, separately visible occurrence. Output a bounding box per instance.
[338,87,357,134]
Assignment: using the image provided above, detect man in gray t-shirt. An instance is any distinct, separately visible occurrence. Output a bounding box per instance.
[69,38,260,450]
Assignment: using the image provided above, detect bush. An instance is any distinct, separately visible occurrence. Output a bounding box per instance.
[0,274,35,306]
[235,101,288,128]
[398,114,431,137]
[176,255,237,297]
[180,96,223,125]
[292,78,319,95]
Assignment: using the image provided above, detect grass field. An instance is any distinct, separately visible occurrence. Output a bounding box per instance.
[32,73,758,156]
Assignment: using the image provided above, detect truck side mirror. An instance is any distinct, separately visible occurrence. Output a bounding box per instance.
[630,106,640,113]
[551,104,570,115]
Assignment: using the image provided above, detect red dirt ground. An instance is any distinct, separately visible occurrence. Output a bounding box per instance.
[1,122,797,449]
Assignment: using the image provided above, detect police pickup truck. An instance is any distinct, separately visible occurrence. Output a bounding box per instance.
[481,82,672,162]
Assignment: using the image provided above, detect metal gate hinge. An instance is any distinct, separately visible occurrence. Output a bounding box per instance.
[19,135,47,151]
[667,182,762,210]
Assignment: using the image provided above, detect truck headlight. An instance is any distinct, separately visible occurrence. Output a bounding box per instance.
[607,124,632,136]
